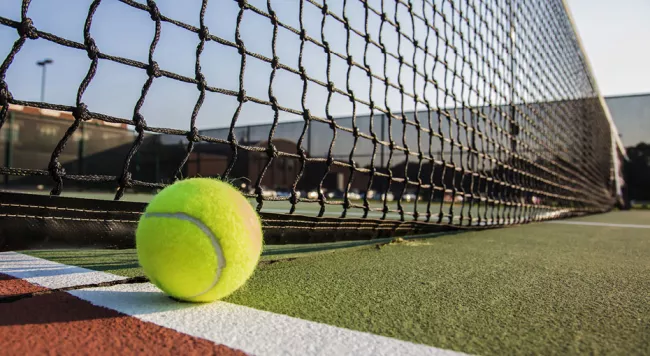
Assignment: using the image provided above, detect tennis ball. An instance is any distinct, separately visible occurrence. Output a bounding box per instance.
[136,178,263,302]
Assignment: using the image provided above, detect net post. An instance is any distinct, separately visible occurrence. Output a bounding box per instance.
[306,123,312,158]
[380,113,386,168]
[78,121,85,177]
[508,0,519,155]
[3,110,13,187]
[155,142,160,183]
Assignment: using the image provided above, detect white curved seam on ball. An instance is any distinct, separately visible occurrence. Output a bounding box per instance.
[144,212,225,298]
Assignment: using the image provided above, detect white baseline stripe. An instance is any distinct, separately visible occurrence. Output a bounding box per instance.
[0,252,469,356]
[71,283,468,356]
[0,251,126,288]
[547,221,650,229]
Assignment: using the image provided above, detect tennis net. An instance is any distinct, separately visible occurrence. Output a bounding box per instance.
[0,0,626,246]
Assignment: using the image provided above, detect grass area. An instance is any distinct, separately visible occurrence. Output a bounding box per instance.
[21,212,650,355]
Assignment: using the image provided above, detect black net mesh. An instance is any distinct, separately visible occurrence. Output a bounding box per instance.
[0,0,622,236]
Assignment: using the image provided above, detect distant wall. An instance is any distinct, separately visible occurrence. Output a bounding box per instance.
[605,93,650,147]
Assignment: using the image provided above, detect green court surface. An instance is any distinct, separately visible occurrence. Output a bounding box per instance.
[562,210,650,225]
[22,210,650,355]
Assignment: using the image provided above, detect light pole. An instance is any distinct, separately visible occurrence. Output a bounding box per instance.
[36,58,53,102]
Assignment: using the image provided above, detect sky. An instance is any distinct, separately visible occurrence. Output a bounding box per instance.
[565,0,650,97]
[565,0,650,147]
[0,0,648,134]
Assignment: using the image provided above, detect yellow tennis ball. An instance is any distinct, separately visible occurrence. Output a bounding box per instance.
[136,178,263,302]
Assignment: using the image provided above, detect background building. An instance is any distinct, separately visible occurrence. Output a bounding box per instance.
[2,92,643,203]
[604,93,650,147]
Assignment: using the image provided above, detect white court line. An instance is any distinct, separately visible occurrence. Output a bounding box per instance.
[547,221,650,229]
[0,251,127,288]
[0,252,469,356]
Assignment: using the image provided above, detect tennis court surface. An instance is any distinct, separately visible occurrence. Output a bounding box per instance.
[1,0,646,354]
[1,210,648,355]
